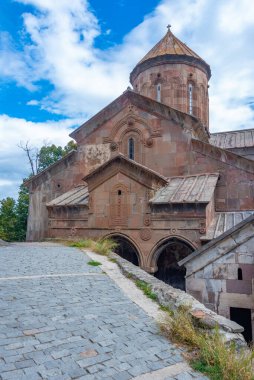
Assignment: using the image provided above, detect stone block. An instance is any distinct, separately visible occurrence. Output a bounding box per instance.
[226,264,238,279]
[205,279,223,293]
[217,251,235,264]
[203,264,213,279]
[212,264,228,279]
[226,279,252,295]
[238,253,254,265]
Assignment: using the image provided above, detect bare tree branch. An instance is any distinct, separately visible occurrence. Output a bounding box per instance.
[18,141,39,176]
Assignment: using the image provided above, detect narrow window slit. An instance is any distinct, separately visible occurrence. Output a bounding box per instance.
[238,268,243,280]
[188,83,193,115]
[128,138,134,160]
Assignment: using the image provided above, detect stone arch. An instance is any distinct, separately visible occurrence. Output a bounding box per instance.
[104,232,143,267]
[149,236,195,290]
[109,115,152,142]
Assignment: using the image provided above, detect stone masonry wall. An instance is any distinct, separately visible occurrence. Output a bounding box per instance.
[107,251,246,347]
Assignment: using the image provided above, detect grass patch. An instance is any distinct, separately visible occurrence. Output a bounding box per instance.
[68,238,118,256]
[108,258,117,263]
[159,304,174,316]
[93,239,118,256]
[135,280,157,301]
[69,239,94,249]
[87,260,102,266]
[160,306,254,380]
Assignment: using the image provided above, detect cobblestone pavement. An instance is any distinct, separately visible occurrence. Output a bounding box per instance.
[0,243,208,380]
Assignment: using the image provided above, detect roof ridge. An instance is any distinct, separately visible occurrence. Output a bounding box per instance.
[166,172,219,180]
[211,127,254,135]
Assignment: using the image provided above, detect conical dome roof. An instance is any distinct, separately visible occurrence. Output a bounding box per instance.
[139,26,204,64]
[130,27,211,83]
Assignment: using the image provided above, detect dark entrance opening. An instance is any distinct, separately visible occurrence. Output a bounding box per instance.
[230,307,252,343]
[111,236,139,266]
[154,239,193,290]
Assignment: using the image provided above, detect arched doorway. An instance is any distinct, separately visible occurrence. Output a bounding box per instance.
[110,235,140,266]
[154,238,194,290]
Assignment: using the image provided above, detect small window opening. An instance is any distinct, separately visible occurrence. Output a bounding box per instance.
[118,190,122,196]
[57,184,61,188]
[157,84,161,102]
[188,83,193,115]
[238,268,243,280]
[128,137,134,160]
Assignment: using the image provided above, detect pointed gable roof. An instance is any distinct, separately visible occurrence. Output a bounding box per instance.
[69,90,210,143]
[82,154,168,191]
[178,214,254,275]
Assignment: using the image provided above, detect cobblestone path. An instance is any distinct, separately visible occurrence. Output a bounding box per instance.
[0,243,208,380]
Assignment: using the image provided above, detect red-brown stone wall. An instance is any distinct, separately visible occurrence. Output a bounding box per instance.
[132,63,209,128]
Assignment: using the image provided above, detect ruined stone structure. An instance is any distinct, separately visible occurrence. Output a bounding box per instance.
[25,28,254,340]
[179,215,254,343]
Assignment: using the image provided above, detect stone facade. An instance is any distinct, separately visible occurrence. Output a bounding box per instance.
[25,28,254,330]
[179,215,254,342]
[131,62,209,128]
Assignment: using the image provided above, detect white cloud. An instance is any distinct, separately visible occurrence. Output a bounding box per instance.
[218,0,254,35]
[0,179,19,187]
[0,32,37,91]
[0,114,81,198]
[27,99,39,106]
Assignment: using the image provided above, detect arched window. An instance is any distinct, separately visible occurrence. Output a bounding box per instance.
[188,83,193,115]
[238,268,243,280]
[156,84,161,102]
[128,137,134,160]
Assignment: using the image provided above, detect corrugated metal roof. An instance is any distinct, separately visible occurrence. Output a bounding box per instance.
[150,173,219,204]
[138,28,204,65]
[201,211,254,240]
[47,185,89,207]
[210,129,254,149]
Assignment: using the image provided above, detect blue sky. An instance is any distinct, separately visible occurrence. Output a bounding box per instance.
[0,0,254,199]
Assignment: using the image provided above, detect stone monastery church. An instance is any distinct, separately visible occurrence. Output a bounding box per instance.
[25,27,254,342]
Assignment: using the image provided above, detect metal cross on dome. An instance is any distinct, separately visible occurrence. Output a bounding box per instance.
[167,24,171,31]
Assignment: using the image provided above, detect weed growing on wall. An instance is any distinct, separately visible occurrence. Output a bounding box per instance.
[87,260,102,266]
[135,280,157,301]
[160,306,254,380]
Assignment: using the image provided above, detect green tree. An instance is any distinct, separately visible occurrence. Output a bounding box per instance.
[37,144,65,172]
[19,140,77,175]
[63,140,77,154]
[0,185,29,242]
[37,141,77,172]
[14,184,29,241]
[0,197,17,241]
